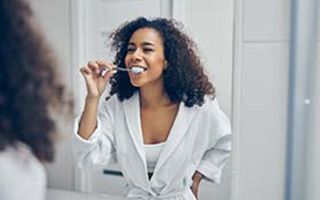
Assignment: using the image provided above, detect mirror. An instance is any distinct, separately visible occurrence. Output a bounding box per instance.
[29,0,234,199]
[25,0,320,200]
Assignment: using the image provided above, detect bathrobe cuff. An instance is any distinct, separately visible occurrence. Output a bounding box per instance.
[196,133,231,183]
[197,133,231,183]
[72,115,102,145]
[72,113,115,168]
[197,160,222,183]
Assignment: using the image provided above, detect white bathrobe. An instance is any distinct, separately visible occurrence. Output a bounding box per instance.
[72,92,231,200]
[0,143,46,200]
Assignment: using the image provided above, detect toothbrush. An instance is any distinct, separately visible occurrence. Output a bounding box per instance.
[99,66,145,77]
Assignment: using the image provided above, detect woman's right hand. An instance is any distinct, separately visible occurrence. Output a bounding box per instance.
[80,60,116,99]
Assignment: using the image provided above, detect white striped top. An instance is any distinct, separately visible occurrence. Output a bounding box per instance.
[144,142,165,173]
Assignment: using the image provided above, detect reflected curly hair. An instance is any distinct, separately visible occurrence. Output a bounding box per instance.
[0,0,66,162]
[108,17,215,107]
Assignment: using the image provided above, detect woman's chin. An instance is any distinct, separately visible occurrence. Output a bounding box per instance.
[130,80,143,87]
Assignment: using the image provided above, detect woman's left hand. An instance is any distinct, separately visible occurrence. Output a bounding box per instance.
[191,171,203,199]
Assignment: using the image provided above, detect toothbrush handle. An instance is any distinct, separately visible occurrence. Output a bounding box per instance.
[114,67,130,72]
[100,66,130,77]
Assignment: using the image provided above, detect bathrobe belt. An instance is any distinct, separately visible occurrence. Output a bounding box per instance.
[127,186,195,200]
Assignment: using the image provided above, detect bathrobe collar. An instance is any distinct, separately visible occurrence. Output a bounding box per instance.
[123,92,200,185]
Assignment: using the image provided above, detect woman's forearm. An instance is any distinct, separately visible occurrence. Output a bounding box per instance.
[77,96,100,140]
[191,171,204,199]
[192,171,204,182]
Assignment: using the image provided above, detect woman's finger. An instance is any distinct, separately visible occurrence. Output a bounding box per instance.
[95,60,116,78]
[80,66,90,75]
[96,60,116,70]
[87,61,100,74]
[102,69,116,81]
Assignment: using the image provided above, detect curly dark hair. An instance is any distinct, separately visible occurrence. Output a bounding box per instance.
[0,0,67,162]
[108,17,215,107]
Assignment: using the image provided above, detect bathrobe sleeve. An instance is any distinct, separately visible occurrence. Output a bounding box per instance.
[72,96,116,168]
[196,99,232,183]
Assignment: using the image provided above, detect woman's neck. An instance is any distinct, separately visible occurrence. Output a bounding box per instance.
[139,84,172,109]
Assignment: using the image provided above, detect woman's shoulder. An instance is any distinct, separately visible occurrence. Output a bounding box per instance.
[0,143,44,168]
[197,95,220,112]
[196,96,230,122]
[100,93,121,111]
[103,92,138,107]
[0,143,46,181]
[0,143,46,199]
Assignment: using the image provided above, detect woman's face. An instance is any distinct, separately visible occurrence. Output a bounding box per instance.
[124,28,166,88]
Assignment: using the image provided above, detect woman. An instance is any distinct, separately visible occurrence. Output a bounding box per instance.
[73,17,231,200]
[0,0,68,199]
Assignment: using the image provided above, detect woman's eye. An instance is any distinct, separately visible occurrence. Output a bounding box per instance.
[143,48,153,52]
[127,48,135,52]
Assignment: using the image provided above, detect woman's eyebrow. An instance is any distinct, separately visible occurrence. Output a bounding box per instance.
[128,41,155,46]
[141,42,155,46]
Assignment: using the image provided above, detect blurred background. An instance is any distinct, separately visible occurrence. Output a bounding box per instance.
[26,0,319,200]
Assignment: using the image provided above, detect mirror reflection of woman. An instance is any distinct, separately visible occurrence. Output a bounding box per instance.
[73,17,231,200]
[0,0,69,199]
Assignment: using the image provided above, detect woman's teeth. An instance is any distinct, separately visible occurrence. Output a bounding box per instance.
[131,66,146,75]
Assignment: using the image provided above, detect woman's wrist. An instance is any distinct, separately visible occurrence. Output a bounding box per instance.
[83,96,100,115]
[192,171,204,182]
[85,95,100,103]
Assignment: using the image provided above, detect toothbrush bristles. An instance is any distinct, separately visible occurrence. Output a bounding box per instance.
[131,67,145,74]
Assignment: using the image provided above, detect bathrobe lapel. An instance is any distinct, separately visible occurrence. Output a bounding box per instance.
[122,93,150,188]
[152,102,200,176]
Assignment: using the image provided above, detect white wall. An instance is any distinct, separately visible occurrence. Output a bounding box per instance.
[29,1,234,199]
[233,0,289,200]
[185,1,234,200]
[185,0,234,116]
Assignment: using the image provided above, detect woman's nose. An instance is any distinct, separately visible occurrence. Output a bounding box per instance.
[130,49,142,61]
